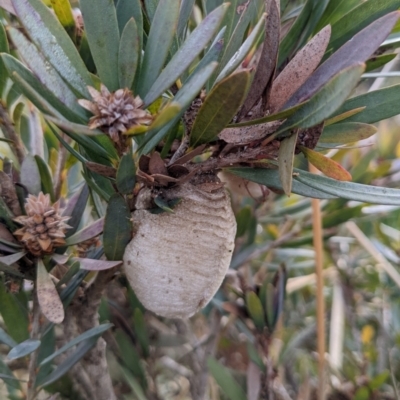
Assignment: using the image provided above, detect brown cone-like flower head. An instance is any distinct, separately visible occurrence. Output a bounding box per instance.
[14,193,71,257]
[78,85,152,149]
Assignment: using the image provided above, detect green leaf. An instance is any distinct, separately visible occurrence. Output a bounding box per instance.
[354,387,370,400]
[1,54,83,122]
[368,371,390,390]
[245,291,266,332]
[325,107,366,125]
[300,147,352,181]
[278,131,298,196]
[286,11,400,108]
[315,0,360,32]
[278,0,313,67]
[139,62,218,155]
[37,259,64,324]
[328,0,400,53]
[278,64,364,134]
[0,281,29,343]
[144,3,228,106]
[0,357,22,395]
[120,368,147,400]
[34,155,55,202]
[7,339,40,360]
[0,21,9,97]
[39,323,113,366]
[116,154,136,194]
[215,13,265,84]
[190,70,251,147]
[50,0,75,39]
[118,18,139,90]
[137,0,180,98]
[36,336,99,388]
[116,0,143,48]
[11,0,92,96]
[0,252,25,266]
[177,0,196,39]
[103,194,132,260]
[207,357,247,400]
[9,28,84,119]
[133,309,149,357]
[319,122,377,143]
[294,168,400,205]
[366,53,397,72]
[80,0,120,90]
[0,328,17,348]
[63,184,90,238]
[332,84,400,124]
[227,167,337,199]
[20,154,41,195]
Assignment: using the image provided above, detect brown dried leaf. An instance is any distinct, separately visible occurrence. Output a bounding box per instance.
[0,171,21,216]
[37,259,64,324]
[167,165,189,179]
[138,155,151,174]
[296,122,324,150]
[219,121,282,144]
[152,174,178,186]
[170,144,206,166]
[269,25,331,113]
[239,0,280,119]
[149,152,168,176]
[86,162,117,178]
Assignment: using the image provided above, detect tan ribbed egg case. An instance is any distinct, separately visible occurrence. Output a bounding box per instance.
[123,183,237,319]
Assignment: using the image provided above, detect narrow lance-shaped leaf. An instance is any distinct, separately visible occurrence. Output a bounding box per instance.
[269,25,331,113]
[302,148,353,181]
[285,11,400,108]
[139,62,218,155]
[278,64,365,134]
[245,291,266,332]
[190,70,251,147]
[36,336,99,388]
[0,252,25,266]
[35,155,55,202]
[227,167,337,199]
[331,84,400,124]
[278,131,298,196]
[325,107,366,125]
[118,18,139,90]
[1,54,83,123]
[328,0,400,53]
[215,13,266,84]
[80,0,120,91]
[65,217,104,246]
[294,167,400,205]
[74,258,122,271]
[39,323,113,366]
[144,3,229,106]
[103,194,132,260]
[7,339,41,360]
[277,0,313,67]
[36,259,64,324]
[319,122,377,144]
[11,0,92,96]
[207,357,247,400]
[239,0,280,117]
[137,0,181,98]
[116,154,136,194]
[20,155,41,195]
[0,21,9,97]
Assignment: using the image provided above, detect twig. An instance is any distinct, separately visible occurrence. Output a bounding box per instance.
[27,289,41,400]
[0,101,25,164]
[309,163,325,400]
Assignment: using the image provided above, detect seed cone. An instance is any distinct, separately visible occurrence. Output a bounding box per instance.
[123,183,237,319]
[14,193,70,257]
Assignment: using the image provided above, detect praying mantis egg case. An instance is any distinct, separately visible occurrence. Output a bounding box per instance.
[123,183,237,319]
